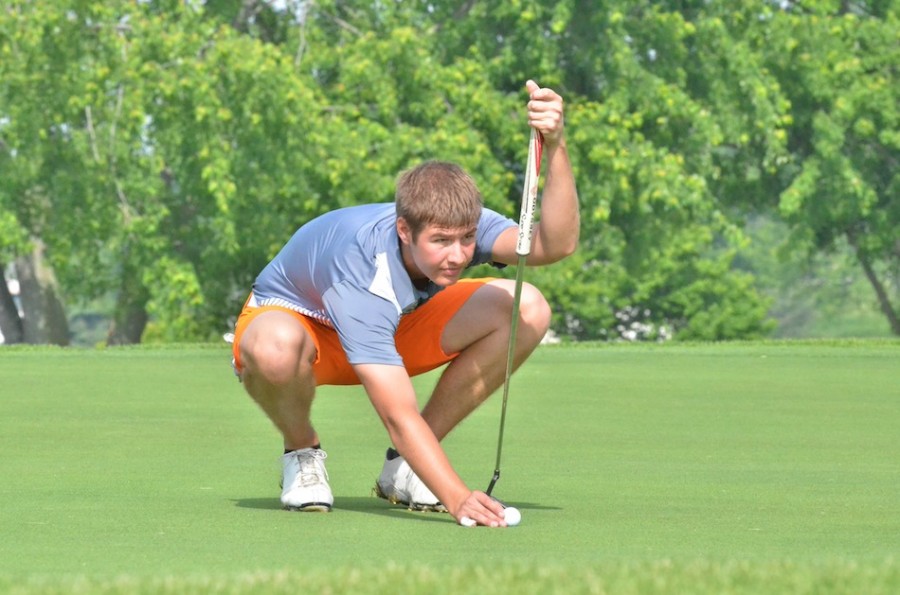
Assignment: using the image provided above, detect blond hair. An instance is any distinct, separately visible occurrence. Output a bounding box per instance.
[395,161,483,240]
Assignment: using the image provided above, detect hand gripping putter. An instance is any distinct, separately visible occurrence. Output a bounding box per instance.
[486,128,543,497]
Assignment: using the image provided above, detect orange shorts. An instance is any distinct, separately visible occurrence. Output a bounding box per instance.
[232,278,493,386]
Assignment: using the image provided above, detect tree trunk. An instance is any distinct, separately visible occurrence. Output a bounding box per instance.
[0,263,25,344]
[856,253,900,336]
[848,231,900,336]
[15,241,70,345]
[106,260,149,345]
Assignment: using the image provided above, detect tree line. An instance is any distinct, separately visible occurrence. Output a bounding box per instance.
[0,0,897,345]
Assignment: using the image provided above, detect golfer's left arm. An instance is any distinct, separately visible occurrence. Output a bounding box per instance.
[493,80,580,266]
[528,135,579,265]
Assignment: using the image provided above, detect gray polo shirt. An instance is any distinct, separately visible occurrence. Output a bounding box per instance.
[251,203,515,366]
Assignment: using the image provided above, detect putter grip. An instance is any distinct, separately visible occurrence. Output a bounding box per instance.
[516,129,543,256]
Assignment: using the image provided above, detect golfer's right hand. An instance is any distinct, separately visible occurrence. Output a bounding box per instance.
[455,490,507,527]
[525,79,565,146]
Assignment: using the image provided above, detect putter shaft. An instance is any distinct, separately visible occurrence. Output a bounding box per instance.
[486,254,527,496]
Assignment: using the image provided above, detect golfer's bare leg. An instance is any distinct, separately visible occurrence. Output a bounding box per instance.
[238,310,319,450]
[421,279,551,440]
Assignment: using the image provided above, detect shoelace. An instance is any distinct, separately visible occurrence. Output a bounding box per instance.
[292,449,329,487]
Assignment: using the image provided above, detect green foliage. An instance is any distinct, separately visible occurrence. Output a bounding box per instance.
[1,0,896,342]
[774,9,899,251]
[757,5,900,331]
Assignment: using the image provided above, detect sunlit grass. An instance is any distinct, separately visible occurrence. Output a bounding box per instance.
[1,341,897,593]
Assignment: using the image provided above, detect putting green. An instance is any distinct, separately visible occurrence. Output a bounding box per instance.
[0,341,897,591]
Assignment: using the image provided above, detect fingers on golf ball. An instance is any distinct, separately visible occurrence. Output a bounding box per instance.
[503,506,521,526]
[460,508,520,527]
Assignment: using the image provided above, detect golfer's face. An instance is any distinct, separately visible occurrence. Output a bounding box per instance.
[410,224,477,286]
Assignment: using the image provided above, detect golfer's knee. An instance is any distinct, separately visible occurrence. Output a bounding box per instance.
[241,326,312,385]
[518,283,552,336]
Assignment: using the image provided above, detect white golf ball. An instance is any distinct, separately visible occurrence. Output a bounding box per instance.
[460,516,477,527]
[503,506,521,526]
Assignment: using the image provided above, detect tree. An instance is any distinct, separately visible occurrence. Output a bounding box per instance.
[757,4,900,334]
[1,1,350,342]
[434,1,782,339]
[284,0,778,340]
[11,0,883,344]
[0,1,99,344]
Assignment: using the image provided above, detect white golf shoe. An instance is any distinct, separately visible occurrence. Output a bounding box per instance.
[374,450,447,512]
[280,448,333,512]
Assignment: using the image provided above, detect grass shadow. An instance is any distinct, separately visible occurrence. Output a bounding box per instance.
[231,497,283,511]
[232,496,561,523]
[232,495,452,523]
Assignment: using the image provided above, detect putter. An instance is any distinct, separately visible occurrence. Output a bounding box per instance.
[486,127,543,497]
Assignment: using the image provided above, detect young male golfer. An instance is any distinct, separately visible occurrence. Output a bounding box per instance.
[231,79,579,527]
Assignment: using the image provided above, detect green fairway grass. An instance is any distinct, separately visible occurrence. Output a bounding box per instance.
[1,341,898,593]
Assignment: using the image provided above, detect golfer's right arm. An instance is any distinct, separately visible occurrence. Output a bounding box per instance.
[354,363,506,526]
